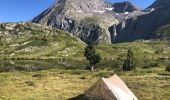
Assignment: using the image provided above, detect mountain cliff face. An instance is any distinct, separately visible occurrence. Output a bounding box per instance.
[112,1,141,13]
[32,0,117,43]
[33,0,170,44]
[115,0,170,43]
[32,0,142,44]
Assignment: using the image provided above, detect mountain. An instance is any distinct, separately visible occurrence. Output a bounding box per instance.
[112,1,141,13]
[115,0,170,43]
[0,22,84,59]
[32,0,142,44]
[32,0,116,44]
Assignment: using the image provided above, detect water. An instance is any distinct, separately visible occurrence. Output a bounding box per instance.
[0,59,88,72]
[0,60,62,72]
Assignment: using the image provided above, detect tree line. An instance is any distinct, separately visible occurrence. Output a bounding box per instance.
[84,42,135,71]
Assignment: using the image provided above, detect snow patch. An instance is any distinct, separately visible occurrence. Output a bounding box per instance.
[144,8,155,12]
[93,10,105,13]
[76,10,83,13]
[124,12,129,14]
[105,8,113,11]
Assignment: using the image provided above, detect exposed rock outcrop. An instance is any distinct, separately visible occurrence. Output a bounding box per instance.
[115,0,170,43]
[112,1,141,13]
[33,0,120,43]
[32,0,143,44]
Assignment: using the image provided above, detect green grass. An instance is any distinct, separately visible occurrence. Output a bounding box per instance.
[0,23,85,59]
[1,22,170,100]
[1,23,170,62]
[0,67,169,100]
[155,24,170,39]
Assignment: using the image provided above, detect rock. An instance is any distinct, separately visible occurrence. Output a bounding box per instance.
[112,1,141,13]
[32,0,117,43]
[32,0,145,44]
[115,0,170,43]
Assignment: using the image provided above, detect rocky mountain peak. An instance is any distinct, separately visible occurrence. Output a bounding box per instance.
[32,0,143,44]
[115,0,170,43]
[112,1,141,13]
[147,0,170,9]
[32,0,119,44]
[50,0,106,17]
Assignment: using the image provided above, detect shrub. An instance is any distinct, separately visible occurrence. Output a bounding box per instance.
[25,81,35,87]
[32,74,45,78]
[80,76,86,80]
[155,48,164,54]
[165,65,170,72]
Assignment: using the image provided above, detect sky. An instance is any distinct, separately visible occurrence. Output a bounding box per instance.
[0,0,155,22]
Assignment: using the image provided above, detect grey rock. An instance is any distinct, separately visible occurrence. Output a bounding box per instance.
[32,0,120,44]
[112,1,141,13]
[32,0,145,44]
[115,0,170,43]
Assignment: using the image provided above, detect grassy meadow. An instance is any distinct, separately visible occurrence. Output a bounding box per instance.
[0,67,170,100]
[0,40,170,100]
[0,23,170,100]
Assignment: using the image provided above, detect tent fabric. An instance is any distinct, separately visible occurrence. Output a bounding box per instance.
[84,78,117,100]
[84,74,138,100]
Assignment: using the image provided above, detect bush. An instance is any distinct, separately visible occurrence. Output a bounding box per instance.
[25,81,36,87]
[32,74,46,78]
[80,76,86,80]
[165,65,170,72]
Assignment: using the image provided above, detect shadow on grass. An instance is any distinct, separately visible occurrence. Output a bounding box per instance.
[68,94,105,100]
[67,94,88,100]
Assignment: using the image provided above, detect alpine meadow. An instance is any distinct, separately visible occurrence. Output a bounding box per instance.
[0,0,170,100]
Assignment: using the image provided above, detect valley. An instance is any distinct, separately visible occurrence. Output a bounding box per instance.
[0,34,170,99]
[0,0,170,100]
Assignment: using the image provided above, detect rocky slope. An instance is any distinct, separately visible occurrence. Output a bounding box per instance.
[0,22,85,59]
[115,0,170,43]
[32,0,142,44]
[112,1,141,13]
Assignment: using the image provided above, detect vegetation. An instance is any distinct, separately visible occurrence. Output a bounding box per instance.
[0,23,85,59]
[166,65,170,72]
[0,24,5,31]
[84,42,101,71]
[0,67,170,100]
[154,24,170,39]
[83,16,100,24]
[0,23,170,100]
[123,49,135,71]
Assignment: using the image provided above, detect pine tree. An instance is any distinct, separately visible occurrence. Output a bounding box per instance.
[84,42,101,71]
[123,49,135,71]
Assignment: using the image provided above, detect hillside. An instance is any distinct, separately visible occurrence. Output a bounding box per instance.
[0,23,170,100]
[32,0,144,44]
[116,0,170,42]
[0,22,85,59]
[154,24,170,39]
[0,22,170,63]
[0,0,170,100]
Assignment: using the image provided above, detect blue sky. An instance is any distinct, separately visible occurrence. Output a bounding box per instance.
[110,0,155,8]
[0,0,155,22]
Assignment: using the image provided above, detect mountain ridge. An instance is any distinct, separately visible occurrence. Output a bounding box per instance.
[32,0,170,44]
[32,0,142,44]
[115,0,170,43]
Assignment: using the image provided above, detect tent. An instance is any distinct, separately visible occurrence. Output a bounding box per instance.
[84,74,138,100]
